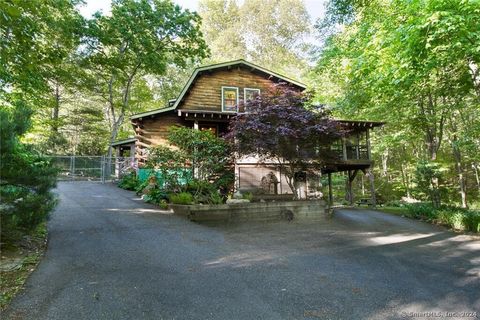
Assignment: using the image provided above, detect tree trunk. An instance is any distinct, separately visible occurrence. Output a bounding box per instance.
[400,162,411,198]
[285,174,298,200]
[473,163,480,195]
[451,135,467,208]
[106,115,124,178]
[51,81,60,133]
[381,149,388,178]
[361,174,365,196]
[469,60,480,103]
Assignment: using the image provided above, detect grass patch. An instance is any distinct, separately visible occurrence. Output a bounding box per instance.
[377,206,410,216]
[0,222,48,310]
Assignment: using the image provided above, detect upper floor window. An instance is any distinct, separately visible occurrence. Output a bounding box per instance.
[244,88,260,102]
[222,86,239,112]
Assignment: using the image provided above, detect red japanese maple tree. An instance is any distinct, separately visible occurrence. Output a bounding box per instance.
[227,84,346,198]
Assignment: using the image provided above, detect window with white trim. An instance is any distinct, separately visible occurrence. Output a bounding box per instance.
[222,86,239,112]
[244,88,260,102]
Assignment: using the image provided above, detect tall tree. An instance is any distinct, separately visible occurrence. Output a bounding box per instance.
[312,0,480,206]
[81,0,209,166]
[0,0,81,238]
[198,0,311,79]
[198,0,246,62]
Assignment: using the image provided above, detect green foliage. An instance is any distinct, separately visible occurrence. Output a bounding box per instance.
[242,192,253,201]
[413,160,445,206]
[117,172,139,191]
[228,84,344,198]
[167,126,233,185]
[143,188,169,205]
[146,146,191,192]
[0,103,58,243]
[405,203,437,221]
[135,178,151,195]
[141,127,233,205]
[183,180,226,204]
[198,0,311,79]
[169,192,194,205]
[82,0,209,158]
[208,191,224,205]
[313,0,480,207]
[1,0,84,96]
[384,200,407,208]
[158,199,169,210]
[404,203,480,233]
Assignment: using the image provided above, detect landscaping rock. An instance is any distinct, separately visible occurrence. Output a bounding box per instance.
[226,199,251,204]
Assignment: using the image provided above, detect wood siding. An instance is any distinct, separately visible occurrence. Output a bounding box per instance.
[133,112,189,164]
[132,65,302,166]
[180,68,275,111]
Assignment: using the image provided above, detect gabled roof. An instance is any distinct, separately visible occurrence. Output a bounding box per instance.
[111,137,136,147]
[131,59,306,120]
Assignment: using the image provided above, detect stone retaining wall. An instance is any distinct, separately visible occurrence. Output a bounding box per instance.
[169,200,328,223]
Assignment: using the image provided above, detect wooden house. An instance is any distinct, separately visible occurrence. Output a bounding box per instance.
[114,60,383,204]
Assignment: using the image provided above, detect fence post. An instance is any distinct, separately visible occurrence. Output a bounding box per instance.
[69,156,73,180]
[72,155,76,181]
[101,155,105,183]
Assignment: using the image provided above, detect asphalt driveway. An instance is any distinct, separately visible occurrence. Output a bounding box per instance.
[4,182,479,319]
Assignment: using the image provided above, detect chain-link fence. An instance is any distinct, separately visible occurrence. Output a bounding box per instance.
[49,156,136,182]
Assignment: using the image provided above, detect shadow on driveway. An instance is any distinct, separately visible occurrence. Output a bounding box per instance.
[4,182,479,320]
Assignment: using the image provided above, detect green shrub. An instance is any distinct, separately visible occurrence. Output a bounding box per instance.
[1,185,57,238]
[437,208,480,232]
[209,191,224,204]
[242,192,253,201]
[462,211,480,233]
[406,203,437,220]
[1,102,58,243]
[437,209,460,229]
[143,188,169,204]
[158,199,169,210]
[384,200,407,207]
[405,202,480,233]
[135,177,151,195]
[118,172,139,191]
[169,192,194,205]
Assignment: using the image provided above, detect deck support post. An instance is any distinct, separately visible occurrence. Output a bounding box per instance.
[346,171,352,205]
[328,172,333,206]
[346,169,358,206]
[366,129,372,160]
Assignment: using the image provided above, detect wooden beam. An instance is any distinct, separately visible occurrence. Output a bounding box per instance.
[349,169,359,182]
[342,138,347,160]
[347,170,354,205]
